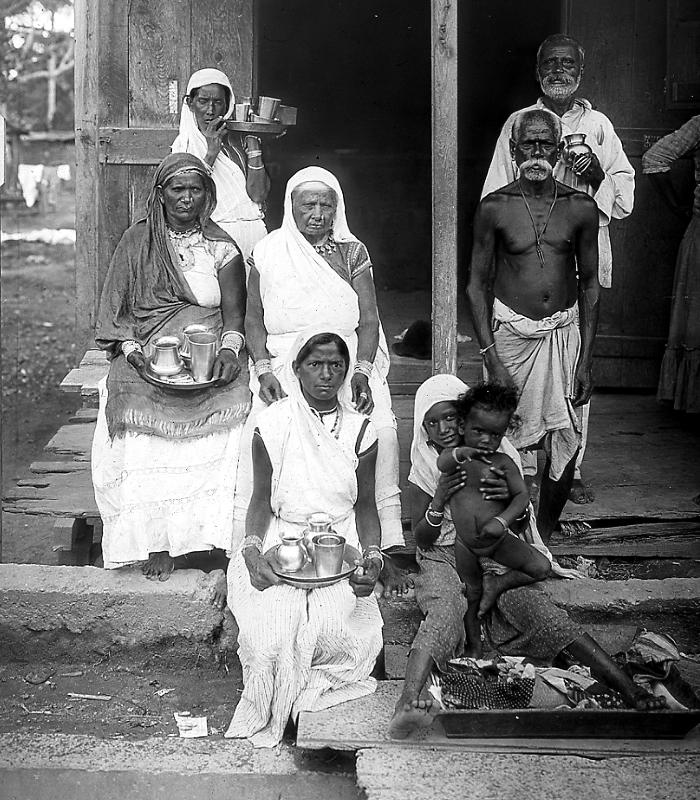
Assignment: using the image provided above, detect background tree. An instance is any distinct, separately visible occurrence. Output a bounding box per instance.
[1,0,74,131]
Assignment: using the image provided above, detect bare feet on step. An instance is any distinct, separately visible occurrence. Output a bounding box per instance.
[389,697,437,739]
[569,477,595,504]
[208,569,228,610]
[142,551,175,581]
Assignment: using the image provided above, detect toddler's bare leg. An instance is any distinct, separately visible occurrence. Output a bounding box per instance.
[455,539,483,658]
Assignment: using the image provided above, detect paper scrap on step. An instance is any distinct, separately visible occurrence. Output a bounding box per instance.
[174,712,208,738]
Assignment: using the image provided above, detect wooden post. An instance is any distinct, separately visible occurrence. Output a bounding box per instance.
[431,0,458,375]
[74,0,100,349]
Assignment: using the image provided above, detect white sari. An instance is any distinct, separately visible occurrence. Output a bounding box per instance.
[225,330,383,748]
[171,68,266,259]
[234,167,403,551]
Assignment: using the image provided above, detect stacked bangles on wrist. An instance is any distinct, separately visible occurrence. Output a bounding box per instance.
[243,534,264,552]
[353,359,373,379]
[254,358,273,377]
[121,340,143,357]
[363,545,384,570]
[220,330,245,356]
[424,504,444,527]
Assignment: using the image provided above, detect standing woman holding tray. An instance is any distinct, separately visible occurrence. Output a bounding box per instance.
[172,68,270,259]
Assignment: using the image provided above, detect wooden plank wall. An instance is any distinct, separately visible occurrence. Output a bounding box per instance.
[431,0,458,374]
[74,0,255,346]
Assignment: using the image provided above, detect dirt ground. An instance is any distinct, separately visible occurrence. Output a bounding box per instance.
[1,188,81,563]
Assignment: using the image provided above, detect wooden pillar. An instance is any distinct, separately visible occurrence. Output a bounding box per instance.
[431,0,458,375]
[74,0,100,349]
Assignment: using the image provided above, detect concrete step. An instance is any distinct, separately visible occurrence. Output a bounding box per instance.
[0,564,227,664]
[378,577,700,670]
[0,733,359,800]
[356,747,700,800]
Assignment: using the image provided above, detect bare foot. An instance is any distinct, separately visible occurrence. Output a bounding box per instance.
[381,556,414,598]
[569,477,595,504]
[477,572,502,618]
[142,551,175,582]
[388,697,436,739]
[208,569,228,610]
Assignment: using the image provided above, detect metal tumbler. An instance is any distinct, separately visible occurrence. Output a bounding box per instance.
[188,332,218,382]
[181,324,210,360]
[312,533,346,578]
[234,102,251,121]
[257,96,281,121]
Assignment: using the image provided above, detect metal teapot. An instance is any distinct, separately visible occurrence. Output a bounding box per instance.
[561,133,593,168]
[276,532,307,573]
[303,512,333,560]
[150,335,184,376]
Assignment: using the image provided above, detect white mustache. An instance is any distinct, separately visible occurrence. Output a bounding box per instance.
[519,159,553,181]
[541,74,581,99]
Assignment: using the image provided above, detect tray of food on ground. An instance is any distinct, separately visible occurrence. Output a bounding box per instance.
[267,542,361,589]
[434,657,700,739]
[144,360,217,391]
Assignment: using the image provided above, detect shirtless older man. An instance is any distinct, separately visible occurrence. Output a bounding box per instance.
[482,34,635,504]
[467,107,600,543]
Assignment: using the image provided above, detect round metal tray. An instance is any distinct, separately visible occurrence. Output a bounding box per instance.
[267,542,361,589]
[224,120,286,135]
[143,360,217,391]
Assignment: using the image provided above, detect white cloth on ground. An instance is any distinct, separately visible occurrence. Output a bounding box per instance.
[481,98,635,288]
[408,374,552,571]
[170,68,266,259]
[491,298,582,481]
[233,166,402,551]
[225,329,383,748]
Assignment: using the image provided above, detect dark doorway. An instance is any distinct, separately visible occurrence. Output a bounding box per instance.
[257,0,561,305]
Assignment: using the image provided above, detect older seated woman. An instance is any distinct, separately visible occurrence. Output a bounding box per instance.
[171,68,269,259]
[390,374,665,738]
[236,166,407,591]
[225,329,384,748]
[92,152,250,595]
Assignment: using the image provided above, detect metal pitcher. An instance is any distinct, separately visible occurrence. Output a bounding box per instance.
[561,133,593,168]
[303,512,333,560]
[276,532,307,573]
[150,335,183,376]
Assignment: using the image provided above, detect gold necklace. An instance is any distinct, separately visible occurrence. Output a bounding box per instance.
[518,180,558,267]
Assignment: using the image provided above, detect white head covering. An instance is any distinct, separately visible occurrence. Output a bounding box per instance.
[282,166,357,244]
[171,69,262,224]
[408,374,468,497]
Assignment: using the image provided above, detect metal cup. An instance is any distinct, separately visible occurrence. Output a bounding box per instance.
[150,335,183,376]
[188,332,218,382]
[234,102,251,122]
[180,324,210,359]
[313,534,346,578]
[257,96,281,121]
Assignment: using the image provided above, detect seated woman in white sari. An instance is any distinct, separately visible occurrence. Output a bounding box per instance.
[171,68,269,259]
[238,166,408,592]
[225,329,384,748]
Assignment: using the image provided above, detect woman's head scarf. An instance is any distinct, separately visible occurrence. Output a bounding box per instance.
[282,166,357,244]
[177,69,235,151]
[408,374,469,497]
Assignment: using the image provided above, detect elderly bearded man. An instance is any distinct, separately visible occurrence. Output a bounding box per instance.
[467,108,600,543]
[481,33,634,504]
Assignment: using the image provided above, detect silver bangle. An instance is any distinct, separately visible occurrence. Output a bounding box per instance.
[493,516,509,532]
[453,447,469,465]
[426,505,444,519]
[353,360,373,379]
[248,163,266,170]
[424,509,443,528]
[121,340,143,357]
[363,546,384,570]
[242,534,264,552]
[246,150,263,159]
[479,342,496,356]
[221,331,245,355]
[254,358,273,377]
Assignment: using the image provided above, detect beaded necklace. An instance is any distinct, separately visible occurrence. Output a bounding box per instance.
[518,180,558,267]
[315,404,342,439]
[312,234,338,256]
